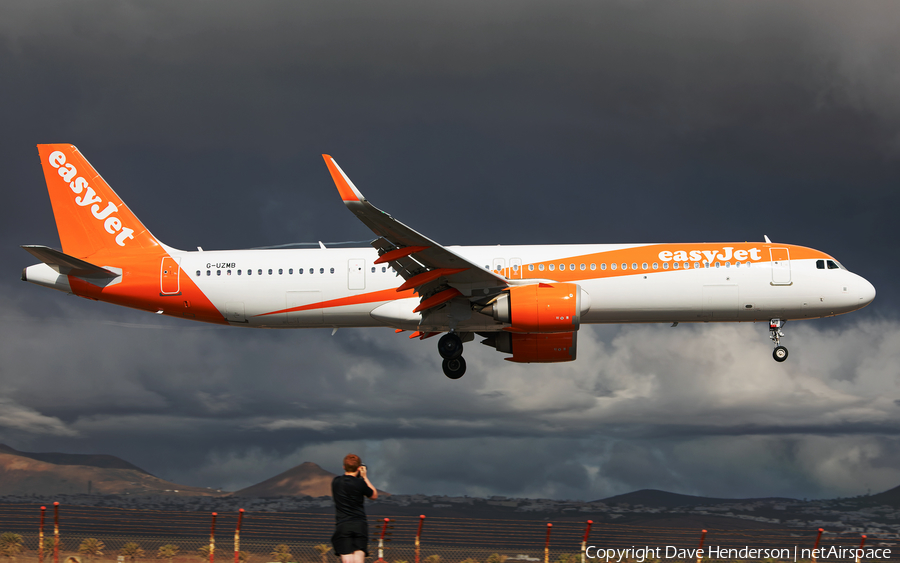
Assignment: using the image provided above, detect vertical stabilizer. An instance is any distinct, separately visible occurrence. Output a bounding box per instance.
[37,144,161,259]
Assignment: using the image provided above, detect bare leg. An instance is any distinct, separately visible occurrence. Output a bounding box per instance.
[340,555,356,563]
[352,551,365,563]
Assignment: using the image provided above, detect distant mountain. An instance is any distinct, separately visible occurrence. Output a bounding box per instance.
[0,444,150,474]
[230,462,389,498]
[862,484,900,507]
[0,445,224,497]
[598,489,795,509]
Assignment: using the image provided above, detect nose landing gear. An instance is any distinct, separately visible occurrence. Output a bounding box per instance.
[769,318,788,362]
[438,332,467,378]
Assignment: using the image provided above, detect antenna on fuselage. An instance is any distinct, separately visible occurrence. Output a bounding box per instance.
[764,235,772,243]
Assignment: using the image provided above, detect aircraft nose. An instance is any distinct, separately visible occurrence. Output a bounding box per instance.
[858,277,876,307]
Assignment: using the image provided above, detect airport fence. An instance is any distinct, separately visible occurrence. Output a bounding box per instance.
[0,503,896,563]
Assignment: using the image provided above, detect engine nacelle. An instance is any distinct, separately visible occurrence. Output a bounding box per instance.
[482,331,577,363]
[487,283,591,333]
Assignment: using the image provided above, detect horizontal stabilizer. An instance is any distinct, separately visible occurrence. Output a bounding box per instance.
[21,245,119,279]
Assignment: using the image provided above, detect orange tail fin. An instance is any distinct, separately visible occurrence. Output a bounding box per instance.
[37,144,162,259]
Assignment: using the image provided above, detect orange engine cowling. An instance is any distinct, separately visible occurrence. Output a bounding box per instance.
[482,332,577,363]
[486,283,591,333]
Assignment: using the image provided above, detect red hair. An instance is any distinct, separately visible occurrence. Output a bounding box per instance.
[343,454,361,473]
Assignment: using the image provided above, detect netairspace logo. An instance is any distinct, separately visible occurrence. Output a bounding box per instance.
[585,545,893,562]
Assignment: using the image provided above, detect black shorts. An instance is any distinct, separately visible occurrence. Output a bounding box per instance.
[331,521,368,556]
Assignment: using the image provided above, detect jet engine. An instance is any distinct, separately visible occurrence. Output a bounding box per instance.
[481,331,577,363]
[484,283,591,333]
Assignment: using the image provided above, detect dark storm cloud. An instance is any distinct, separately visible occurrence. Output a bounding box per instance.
[1,0,899,500]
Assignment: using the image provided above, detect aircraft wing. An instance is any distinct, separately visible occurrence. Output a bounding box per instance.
[322,155,508,303]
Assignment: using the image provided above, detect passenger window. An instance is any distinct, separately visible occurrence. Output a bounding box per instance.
[371,267,376,273]
[632,263,638,270]
[330,268,335,274]
[513,264,519,272]
[580,264,585,271]
[652,263,658,270]
[673,262,679,269]
[715,262,720,268]
[207,270,211,276]
[528,264,534,271]
[559,264,565,271]
[725,262,730,268]
[663,263,669,270]
[693,262,699,269]
[827,260,839,270]
[258,269,262,275]
[268,269,273,275]
[247,269,252,276]
[238,270,242,275]
[642,263,648,270]
[382,267,386,273]
[570,263,575,271]
[610,263,617,270]
[195,270,201,277]
[289,268,293,274]
[278,269,283,275]
[549,264,555,271]
[298,268,303,274]
[590,264,596,270]
[217,270,221,276]
[622,263,628,270]
[320,268,325,274]
[539,264,545,271]
[816,260,825,269]
[227,270,232,276]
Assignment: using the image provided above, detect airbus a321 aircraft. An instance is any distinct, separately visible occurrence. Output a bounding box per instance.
[22,144,876,378]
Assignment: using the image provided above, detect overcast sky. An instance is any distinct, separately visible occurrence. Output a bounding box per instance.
[1,0,898,501]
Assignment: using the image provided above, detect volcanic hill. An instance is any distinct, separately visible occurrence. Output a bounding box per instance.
[0,444,223,497]
[230,461,389,498]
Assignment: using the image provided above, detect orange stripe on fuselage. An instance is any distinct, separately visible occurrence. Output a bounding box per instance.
[504,243,833,282]
[67,248,228,325]
[256,287,418,317]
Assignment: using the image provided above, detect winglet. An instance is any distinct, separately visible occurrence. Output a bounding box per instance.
[322,155,365,203]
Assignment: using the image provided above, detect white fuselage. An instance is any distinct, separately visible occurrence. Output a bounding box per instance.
[169,243,874,330]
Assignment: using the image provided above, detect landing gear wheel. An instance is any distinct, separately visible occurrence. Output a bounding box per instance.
[442,356,467,379]
[438,333,463,360]
[773,346,788,362]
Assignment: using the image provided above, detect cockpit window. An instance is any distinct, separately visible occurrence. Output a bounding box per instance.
[816,259,825,269]
[827,260,839,270]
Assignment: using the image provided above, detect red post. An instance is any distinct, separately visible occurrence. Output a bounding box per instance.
[209,512,217,563]
[544,523,553,563]
[234,509,244,563]
[376,518,390,562]
[38,506,46,563]
[581,521,593,563]
[697,529,707,563]
[53,502,60,563]
[856,535,866,563]
[415,515,425,563]
[812,528,824,563]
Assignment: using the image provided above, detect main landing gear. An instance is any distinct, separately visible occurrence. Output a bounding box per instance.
[769,318,788,362]
[439,332,467,379]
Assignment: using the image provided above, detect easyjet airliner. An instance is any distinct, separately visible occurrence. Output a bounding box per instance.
[22,144,875,378]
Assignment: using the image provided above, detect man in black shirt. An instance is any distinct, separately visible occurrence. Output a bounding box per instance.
[332,454,378,563]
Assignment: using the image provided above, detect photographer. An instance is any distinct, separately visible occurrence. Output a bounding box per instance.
[331,454,378,563]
